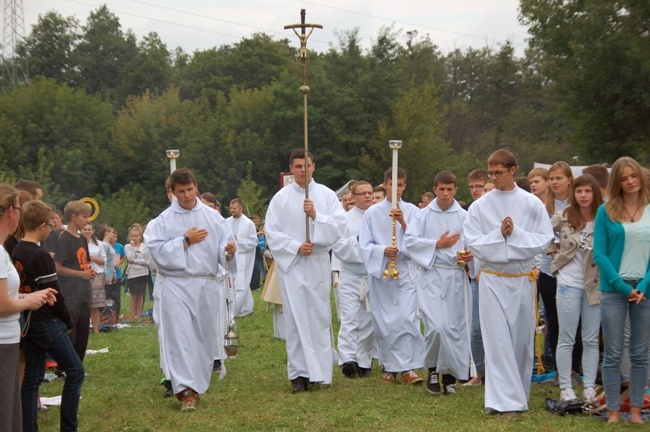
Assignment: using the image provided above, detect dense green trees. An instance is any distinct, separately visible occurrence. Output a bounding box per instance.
[519,0,650,163]
[2,4,643,237]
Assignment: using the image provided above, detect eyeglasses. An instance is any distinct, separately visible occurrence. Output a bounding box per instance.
[46,223,56,229]
[354,192,373,196]
[12,206,21,212]
[467,185,485,190]
[487,169,510,178]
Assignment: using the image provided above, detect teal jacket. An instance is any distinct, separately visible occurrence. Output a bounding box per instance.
[593,204,650,296]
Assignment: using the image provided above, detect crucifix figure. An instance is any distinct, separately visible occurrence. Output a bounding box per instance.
[284,9,322,242]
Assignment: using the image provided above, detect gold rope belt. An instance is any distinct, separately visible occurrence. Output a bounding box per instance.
[481,268,544,374]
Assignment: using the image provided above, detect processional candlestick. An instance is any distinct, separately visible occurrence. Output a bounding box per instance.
[284,9,322,243]
[384,140,402,280]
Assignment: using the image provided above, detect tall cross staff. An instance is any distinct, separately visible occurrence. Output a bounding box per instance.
[285,9,322,242]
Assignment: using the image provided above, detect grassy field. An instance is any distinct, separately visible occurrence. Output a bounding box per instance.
[35,290,623,431]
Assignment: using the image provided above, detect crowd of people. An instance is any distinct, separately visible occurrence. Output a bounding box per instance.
[0,149,648,429]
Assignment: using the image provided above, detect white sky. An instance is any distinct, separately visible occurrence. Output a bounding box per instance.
[19,0,530,55]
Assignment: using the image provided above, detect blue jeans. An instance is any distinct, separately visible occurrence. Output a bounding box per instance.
[601,290,650,411]
[470,278,484,373]
[555,285,600,389]
[22,319,85,432]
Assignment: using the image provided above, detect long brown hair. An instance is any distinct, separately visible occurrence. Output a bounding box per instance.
[605,156,650,223]
[545,161,573,217]
[562,175,603,230]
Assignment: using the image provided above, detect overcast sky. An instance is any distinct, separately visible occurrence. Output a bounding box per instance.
[20,0,530,55]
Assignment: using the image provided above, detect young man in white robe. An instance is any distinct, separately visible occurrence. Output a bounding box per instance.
[332,180,376,378]
[359,167,426,385]
[145,169,237,412]
[463,149,553,414]
[404,171,473,395]
[265,149,346,393]
[226,198,256,317]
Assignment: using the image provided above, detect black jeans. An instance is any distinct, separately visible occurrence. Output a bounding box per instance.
[66,302,90,363]
[22,319,84,432]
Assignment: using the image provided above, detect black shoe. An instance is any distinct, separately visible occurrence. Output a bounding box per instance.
[426,369,441,395]
[162,380,173,398]
[212,360,222,374]
[291,376,309,393]
[342,361,359,378]
[358,367,372,378]
[442,374,457,395]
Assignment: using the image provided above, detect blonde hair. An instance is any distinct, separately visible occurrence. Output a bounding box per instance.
[605,157,650,223]
[545,161,573,217]
[64,201,91,222]
[128,223,144,242]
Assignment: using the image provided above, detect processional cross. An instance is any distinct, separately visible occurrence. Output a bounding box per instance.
[284,9,322,242]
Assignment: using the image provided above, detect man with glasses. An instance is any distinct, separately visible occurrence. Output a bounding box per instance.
[463,149,553,415]
[332,181,376,379]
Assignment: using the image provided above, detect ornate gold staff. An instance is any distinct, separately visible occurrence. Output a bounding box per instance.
[284,9,322,242]
[384,140,402,280]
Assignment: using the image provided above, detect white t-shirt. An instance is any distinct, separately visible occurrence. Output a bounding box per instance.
[557,221,593,289]
[88,240,107,274]
[0,245,21,344]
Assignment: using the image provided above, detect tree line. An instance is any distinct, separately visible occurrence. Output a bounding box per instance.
[1,3,647,241]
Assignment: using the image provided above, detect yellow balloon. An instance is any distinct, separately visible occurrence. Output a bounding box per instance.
[80,197,100,221]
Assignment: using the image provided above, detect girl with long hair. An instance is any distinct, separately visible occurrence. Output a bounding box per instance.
[549,175,603,402]
[125,224,150,321]
[594,156,650,424]
[81,222,106,334]
[540,161,575,375]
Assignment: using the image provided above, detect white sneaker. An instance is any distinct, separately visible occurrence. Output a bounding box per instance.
[560,388,577,401]
[583,387,597,403]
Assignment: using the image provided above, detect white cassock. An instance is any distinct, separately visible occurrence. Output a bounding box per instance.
[332,206,375,369]
[265,179,345,384]
[404,199,472,379]
[463,186,553,412]
[226,214,256,317]
[145,198,236,395]
[359,199,426,373]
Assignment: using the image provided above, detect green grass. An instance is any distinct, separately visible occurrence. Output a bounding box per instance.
[36,290,626,431]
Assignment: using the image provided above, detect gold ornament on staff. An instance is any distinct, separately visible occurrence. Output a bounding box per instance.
[383,140,402,280]
[284,9,322,243]
[80,197,100,221]
[456,250,469,267]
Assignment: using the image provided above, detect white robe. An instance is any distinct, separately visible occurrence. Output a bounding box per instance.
[144,198,235,395]
[404,199,472,379]
[359,198,426,373]
[463,186,553,412]
[265,179,346,383]
[332,206,375,369]
[226,214,256,317]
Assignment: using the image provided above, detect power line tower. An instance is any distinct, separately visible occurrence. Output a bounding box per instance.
[2,0,28,91]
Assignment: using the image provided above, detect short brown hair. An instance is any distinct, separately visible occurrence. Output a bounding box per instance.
[169,169,197,192]
[582,164,609,190]
[21,201,54,231]
[64,201,90,222]
[384,167,406,183]
[230,198,244,208]
[14,180,42,198]
[289,149,315,165]
[487,149,517,169]
[468,169,488,183]
[372,185,386,196]
[434,171,457,187]
[350,181,372,194]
